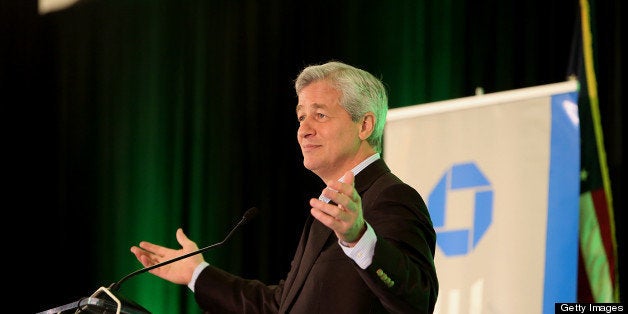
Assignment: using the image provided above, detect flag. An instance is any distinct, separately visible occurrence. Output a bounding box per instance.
[576,0,619,303]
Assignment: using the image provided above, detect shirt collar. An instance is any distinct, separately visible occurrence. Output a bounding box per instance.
[344,153,380,181]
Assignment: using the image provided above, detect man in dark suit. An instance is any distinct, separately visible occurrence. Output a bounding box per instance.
[131,61,439,313]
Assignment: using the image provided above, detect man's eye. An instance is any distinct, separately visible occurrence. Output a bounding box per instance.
[297,115,305,122]
[317,113,327,119]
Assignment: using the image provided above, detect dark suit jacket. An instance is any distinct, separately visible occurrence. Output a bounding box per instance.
[194,159,438,313]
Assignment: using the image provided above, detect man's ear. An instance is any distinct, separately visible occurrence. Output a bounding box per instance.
[359,112,375,140]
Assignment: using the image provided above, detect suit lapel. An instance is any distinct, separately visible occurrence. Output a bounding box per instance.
[354,158,388,196]
[282,217,332,309]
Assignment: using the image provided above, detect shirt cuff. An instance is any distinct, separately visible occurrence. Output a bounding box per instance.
[188,261,210,292]
[339,222,376,269]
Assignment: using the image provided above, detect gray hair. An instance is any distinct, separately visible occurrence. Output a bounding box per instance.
[295,61,388,153]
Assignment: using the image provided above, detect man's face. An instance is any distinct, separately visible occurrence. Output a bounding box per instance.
[296,80,363,181]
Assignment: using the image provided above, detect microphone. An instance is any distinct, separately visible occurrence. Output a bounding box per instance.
[108,206,259,292]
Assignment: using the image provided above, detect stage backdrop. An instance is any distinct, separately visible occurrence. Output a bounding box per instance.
[384,81,579,314]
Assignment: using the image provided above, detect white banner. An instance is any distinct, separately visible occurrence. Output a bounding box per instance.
[384,81,579,314]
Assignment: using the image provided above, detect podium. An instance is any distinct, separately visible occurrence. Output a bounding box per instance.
[37,286,151,314]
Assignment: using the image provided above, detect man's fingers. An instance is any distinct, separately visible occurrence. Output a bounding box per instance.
[131,246,159,267]
[311,198,352,225]
[325,179,359,205]
[137,241,166,257]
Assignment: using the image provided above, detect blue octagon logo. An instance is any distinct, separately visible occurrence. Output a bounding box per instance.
[428,162,493,256]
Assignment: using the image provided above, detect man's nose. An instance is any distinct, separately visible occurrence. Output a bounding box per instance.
[297,118,314,138]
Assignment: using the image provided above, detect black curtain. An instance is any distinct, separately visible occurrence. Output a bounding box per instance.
[2,0,622,313]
